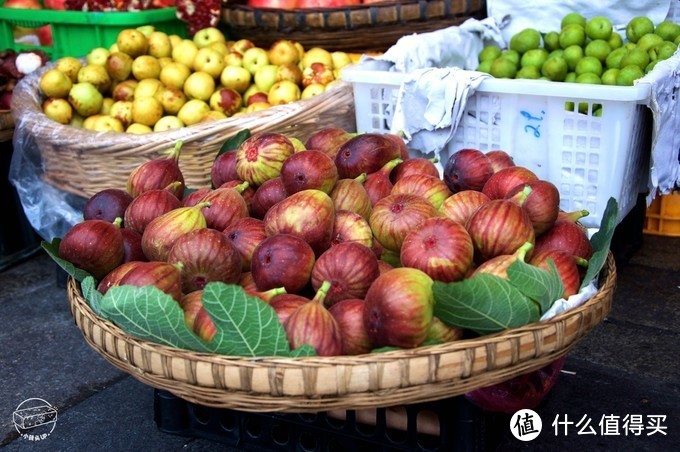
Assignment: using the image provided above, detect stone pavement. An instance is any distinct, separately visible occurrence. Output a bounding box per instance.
[0,233,678,451]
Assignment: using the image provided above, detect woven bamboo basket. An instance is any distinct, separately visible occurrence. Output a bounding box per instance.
[0,110,13,143]
[67,253,616,413]
[221,0,488,53]
[10,63,356,200]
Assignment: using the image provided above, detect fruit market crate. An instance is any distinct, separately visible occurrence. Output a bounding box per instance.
[10,62,356,199]
[220,0,487,53]
[643,192,680,237]
[66,253,616,413]
[0,3,187,59]
[342,60,654,230]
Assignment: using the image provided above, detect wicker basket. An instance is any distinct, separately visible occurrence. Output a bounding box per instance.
[220,0,488,53]
[10,63,356,200]
[0,110,13,143]
[67,253,616,413]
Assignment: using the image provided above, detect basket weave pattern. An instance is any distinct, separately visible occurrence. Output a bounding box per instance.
[68,253,616,412]
[11,63,356,199]
[221,0,487,52]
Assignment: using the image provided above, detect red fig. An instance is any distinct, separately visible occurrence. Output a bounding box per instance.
[141,202,210,262]
[472,242,534,279]
[335,133,401,179]
[127,141,185,198]
[120,228,147,263]
[481,166,538,200]
[329,173,372,220]
[439,190,490,225]
[124,184,182,234]
[369,193,438,252]
[284,281,343,356]
[304,127,355,159]
[400,217,474,282]
[443,149,494,193]
[486,150,515,172]
[384,132,410,161]
[59,218,124,279]
[235,132,295,186]
[182,188,212,207]
[363,267,434,348]
[117,261,183,302]
[364,158,402,206]
[250,177,288,219]
[83,188,133,224]
[391,157,440,183]
[529,248,588,299]
[280,149,339,195]
[506,180,560,236]
[97,261,145,295]
[269,293,309,325]
[311,242,380,306]
[219,180,255,213]
[330,210,374,249]
[534,220,594,261]
[426,317,464,343]
[180,291,216,342]
[329,299,374,355]
[391,174,452,209]
[210,151,239,188]
[251,234,316,293]
[167,228,242,293]
[199,182,249,231]
[223,217,267,271]
[377,260,394,275]
[238,271,287,303]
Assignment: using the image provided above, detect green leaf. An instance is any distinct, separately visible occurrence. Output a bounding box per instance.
[581,197,619,289]
[81,276,103,315]
[217,129,250,157]
[371,346,401,354]
[290,345,317,357]
[201,282,292,357]
[433,275,540,335]
[98,285,211,353]
[41,239,94,283]
[506,259,564,314]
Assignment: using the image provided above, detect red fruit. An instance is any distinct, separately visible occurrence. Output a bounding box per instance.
[59,218,124,279]
[528,249,588,299]
[199,183,250,231]
[269,293,309,325]
[280,149,339,195]
[250,177,287,220]
[557,209,590,234]
[439,190,490,225]
[390,157,440,184]
[83,188,133,224]
[534,220,594,262]
[223,217,267,271]
[311,242,379,306]
[219,180,255,213]
[384,133,410,161]
[235,132,295,186]
[426,317,464,343]
[239,271,287,303]
[167,228,242,293]
[335,133,401,179]
[364,158,402,206]
[400,217,474,282]
[210,151,239,188]
[391,174,452,210]
[182,188,212,207]
[120,228,147,263]
[284,281,343,356]
[118,261,183,302]
[180,290,204,330]
[377,260,394,275]
[329,173,372,220]
[369,193,438,252]
[127,141,185,198]
[304,127,354,159]
[124,185,182,234]
[486,150,515,173]
[97,261,144,295]
[263,189,335,256]
[363,267,434,348]
[175,0,221,37]
[466,197,535,262]
[443,149,494,193]
[506,180,560,236]
[330,210,374,249]
[141,202,209,262]
[481,166,538,200]
[251,234,316,293]
[329,299,374,355]
[472,242,534,280]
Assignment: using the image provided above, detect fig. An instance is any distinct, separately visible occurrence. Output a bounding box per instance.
[528,248,588,299]
[391,157,440,183]
[124,183,182,234]
[83,188,133,224]
[329,299,374,355]
[443,149,494,193]
[269,293,309,325]
[426,317,464,343]
[506,180,560,236]
[210,151,239,188]
[364,158,402,206]
[330,210,374,249]
[335,133,401,179]
[223,217,267,271]
[534,220,594,261]
[182,188,212,207]
[59,218,124,279]
[304,127,355,159]
[235,132,295,186]
[180,290,216,342]
[377,260,394,275]
[199,183,249,231]
[472,242,534,279]
[311,242,380,306]
[167,228,242,293]
[439,190,490,226]
[251,234,316,293]
[369,193,438,252]
[120,228,147,263]
[486,150,515,172]
[250,177,288,219]
[127,141,185,198]
[141,202,210,262]
[482,166,538,200]
[280,149,338,195]
[329,173,372,220]
[238,271,287,303]
[284,281,343,356]
[219,180,255,213]
[384,132,410,160]
[97,260,144,295]
[391,173,452,210]
[117,260,183,302]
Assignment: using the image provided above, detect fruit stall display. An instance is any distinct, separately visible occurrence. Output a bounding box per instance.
[48,127,618,412]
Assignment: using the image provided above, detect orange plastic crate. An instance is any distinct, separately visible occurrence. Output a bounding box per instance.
[644,192,680,237]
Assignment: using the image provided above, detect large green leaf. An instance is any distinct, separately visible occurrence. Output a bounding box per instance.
[200,282,292,357]
[81,276,103,315]
[42,239,94,283]
[581,197,619,289]
[433,275,540,335]
[506,259,565,314]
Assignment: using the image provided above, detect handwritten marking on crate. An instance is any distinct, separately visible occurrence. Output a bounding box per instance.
[520,110,545,137]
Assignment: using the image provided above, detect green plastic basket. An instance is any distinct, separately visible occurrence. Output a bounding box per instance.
[0,3,187,59]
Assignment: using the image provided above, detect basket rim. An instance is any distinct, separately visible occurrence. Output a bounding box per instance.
[224,0,435,13]
[67,253,616,410]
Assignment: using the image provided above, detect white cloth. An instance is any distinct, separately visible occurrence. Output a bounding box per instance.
[540,281,600,321]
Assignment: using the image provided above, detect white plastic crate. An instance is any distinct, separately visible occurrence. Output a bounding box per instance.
[342,61,653,230]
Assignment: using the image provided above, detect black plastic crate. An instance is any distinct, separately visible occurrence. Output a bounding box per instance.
[154,390,507,451]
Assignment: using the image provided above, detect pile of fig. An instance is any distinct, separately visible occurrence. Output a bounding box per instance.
[57,129,599,357]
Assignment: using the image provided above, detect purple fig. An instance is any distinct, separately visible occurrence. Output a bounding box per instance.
[117,260,183,302]
[223,217,267,271]
[304,127,355,159]
[127,141,185,198]
[199,182,249,231]
[280,149,339,195]
[251,234,315,293]
[182,188,212,207]
[328,299,374,355]
[364,158,402,206]
[335,133,402,179]
[210,151,239,188]
[250,177,287,219]
[83,188,133,224]
[123,183,182,234]
[120,228,147,263]
[59,218,124,279]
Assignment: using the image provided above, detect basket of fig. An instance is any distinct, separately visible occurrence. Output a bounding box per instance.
[48,129,618,412]
[9,24,356,200]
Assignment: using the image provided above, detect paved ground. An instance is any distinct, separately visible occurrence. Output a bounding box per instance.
[0,229,678,451]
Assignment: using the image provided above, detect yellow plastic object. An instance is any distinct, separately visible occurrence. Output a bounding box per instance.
[644,192,680,237]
